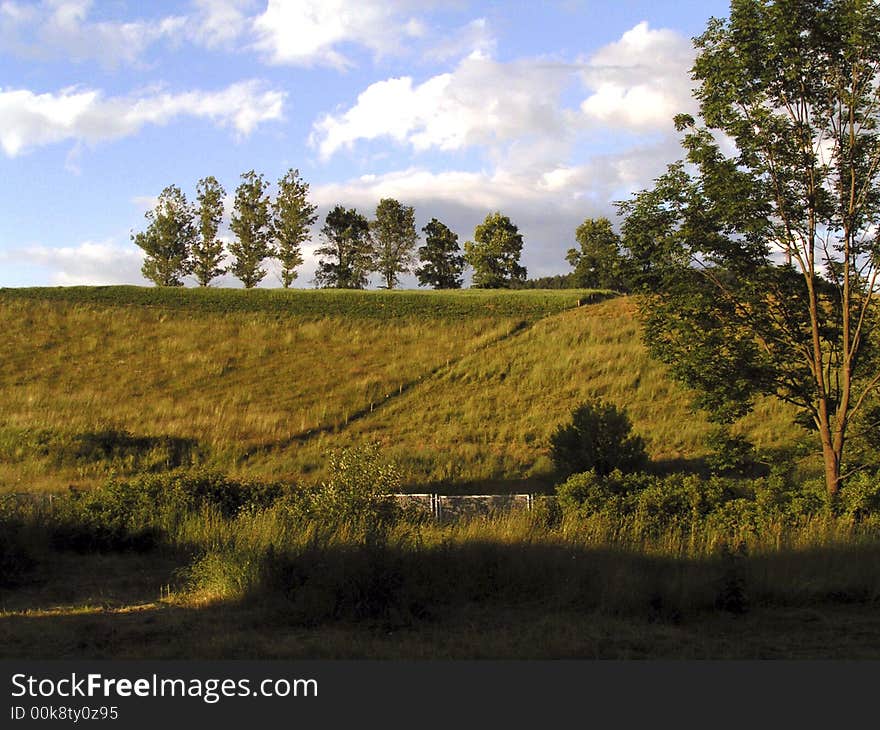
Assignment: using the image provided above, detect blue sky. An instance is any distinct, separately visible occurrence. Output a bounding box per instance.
[0,0,731,287]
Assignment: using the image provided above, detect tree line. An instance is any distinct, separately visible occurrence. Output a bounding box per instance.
[132,170,532,290]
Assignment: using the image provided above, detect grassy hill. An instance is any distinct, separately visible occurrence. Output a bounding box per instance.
[0,287,806,493]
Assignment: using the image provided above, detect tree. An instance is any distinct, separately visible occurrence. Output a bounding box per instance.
[566,217,628,291]
[618,0,880,497]
[416,218,466,289]
[229,170,273,288]
[132,185,196,287]
[550,400,647,477]
[273,168,318,288]
[314,206,375,289]
[463,212,527,288]
[371,198,418,289]
[192,176,227,287]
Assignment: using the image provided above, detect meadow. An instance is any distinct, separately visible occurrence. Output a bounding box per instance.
[5,286,880,660]
[0,287,802,494]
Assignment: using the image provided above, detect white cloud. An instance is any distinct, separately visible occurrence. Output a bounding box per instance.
[580,21,696,131]
[0,81,285,157]
[9,240,148,286]
[188,0,253,49]
[252,0,425,68]
[424,17,496,62]
[308,139,679,279]
[311,53,577,159]
[0,0,185,67]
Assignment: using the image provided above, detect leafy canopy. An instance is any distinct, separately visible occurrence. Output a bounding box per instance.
[416,218,465,289]
[371,198,418,289]
[132,184,196,287]
[618,0,880,495]
[192,176,227,287]
[464,212,527,288]
[314,206,375,289]
[229,170,274,289]
[273,168,318,289]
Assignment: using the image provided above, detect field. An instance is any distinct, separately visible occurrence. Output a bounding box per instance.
[6,286,880,660]
[0,287,803,494]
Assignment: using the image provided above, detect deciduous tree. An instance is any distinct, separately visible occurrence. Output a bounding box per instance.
[416,218,466,289]
[371,198,418,289]
[192,176,227,287]
[314,206,374,289]
[619,0,880,497]
[566,217,628,291]
[229,170,274,288]
[464,212,527,288]
[132,185,196,287]
[273,168,318,288]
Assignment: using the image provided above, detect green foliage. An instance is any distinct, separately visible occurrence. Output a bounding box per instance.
[285,445,400,527]
[48,470,286,553]
[314,206,375,289]
[371,198,418,289]
[132,185,196,287]
[705,426,757,476]
[415,218,465,289]
[617,0,880,496]
[229,170,274,288]
[464,212,527,288]
[566,217,628,291]
[550,400,647,477]
[273,169,318,288]
[192,176,227,287]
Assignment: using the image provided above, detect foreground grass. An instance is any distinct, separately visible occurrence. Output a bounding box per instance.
[0,289,806,493]
[4,493,880,659]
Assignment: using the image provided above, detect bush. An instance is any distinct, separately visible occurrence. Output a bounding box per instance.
[550,400,647,477]
[283,445,401,528]
[705,427,756,476]
[49,470,287,552]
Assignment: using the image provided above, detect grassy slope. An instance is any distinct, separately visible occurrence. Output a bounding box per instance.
[0,287,806,493]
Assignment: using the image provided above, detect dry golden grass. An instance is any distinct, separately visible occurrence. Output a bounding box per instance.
[0,292,806,492]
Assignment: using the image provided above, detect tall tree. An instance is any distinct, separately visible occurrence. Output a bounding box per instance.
[229,170,273,288]
[416,218,466,289]
[131,185,195,287]
[314,206,375,289]
[192,176,227,287]
[618,0,880,497]
[566,217,628,291]
[463,212,527,288]
[273,168,318,288]
[371,198,418,289]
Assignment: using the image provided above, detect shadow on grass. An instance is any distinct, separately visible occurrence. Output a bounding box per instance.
[5,536,880,659]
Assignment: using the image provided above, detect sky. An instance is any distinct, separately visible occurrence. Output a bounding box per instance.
[0,0,732,288]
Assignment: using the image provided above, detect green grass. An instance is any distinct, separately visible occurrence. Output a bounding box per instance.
[0,287,807,493]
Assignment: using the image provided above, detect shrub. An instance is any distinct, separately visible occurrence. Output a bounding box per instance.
[283,445,401,528]
[550,400,647,477]
[705,427,756,476]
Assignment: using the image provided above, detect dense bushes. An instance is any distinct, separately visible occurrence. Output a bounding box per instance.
[550,400,647,477]
[49,470,286,552]
[555,466,880,533]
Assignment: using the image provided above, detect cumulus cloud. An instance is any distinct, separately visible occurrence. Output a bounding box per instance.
[311,53,578,159]
[0,80,285,157]
[308,138,679,279]
[188,0,253,49]
[580,21,697,131]
[6,240,148,286]
[0,0,185,67]
[252,0,425,68]
[311,20,695,161]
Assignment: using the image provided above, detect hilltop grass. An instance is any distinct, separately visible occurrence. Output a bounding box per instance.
[0,287,807,493]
